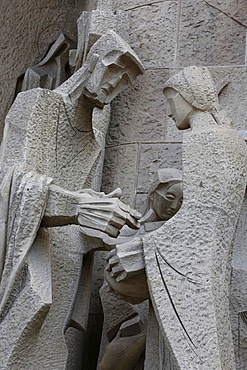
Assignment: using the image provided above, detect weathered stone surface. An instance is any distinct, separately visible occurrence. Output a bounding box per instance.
[20,33,74,92]
[100,282,138,341]
[37,9,75,57]
[0,1,84,140]
[209,67,247,131]
[144,127,247,370]
[128,2,178,68]
[0,10,41,80]
[0,31,144,369]
[112,0,178,11]
[137,143,182,193]
[0,78,16,125]
[107,69,169,145]
[102,144,139,207]
[205,0,247,27]
[165,117,183,143]
[177,0,246,67]
[142,66,247,369]
[65,328,85,370]
[230,192,247,370]
[102,167,183,370]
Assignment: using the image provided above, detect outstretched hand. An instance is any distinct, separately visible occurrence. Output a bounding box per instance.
[76,188,141,238]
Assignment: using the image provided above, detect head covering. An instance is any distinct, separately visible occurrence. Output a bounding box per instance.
[85,30,144,75]
[149,168,182,196]
[163,66,218,111]
[163,66,231,125]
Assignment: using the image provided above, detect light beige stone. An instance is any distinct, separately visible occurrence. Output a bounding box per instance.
[108,69,170,145]
[0,30,144,369]
[209,67,247,131]
[177,0,246,67]
[137,143,182,193]
[205,0,247,26]
[128,2,179,68]
[102,168,183,370]
[102,144,139,207]
[143,66,247,369]
[0,1,85,141]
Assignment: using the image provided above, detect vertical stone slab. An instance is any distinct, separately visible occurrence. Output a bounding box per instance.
[102,143,139,207]
[177,0,246,67]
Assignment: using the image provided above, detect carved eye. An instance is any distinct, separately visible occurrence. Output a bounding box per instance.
[165,194,175,201]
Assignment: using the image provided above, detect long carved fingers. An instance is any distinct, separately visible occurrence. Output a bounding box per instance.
[105,249,127,282]
[77,197,140,238]
[104,201,141,237]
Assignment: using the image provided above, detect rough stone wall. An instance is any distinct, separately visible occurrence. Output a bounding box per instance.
[102,0,247,210]
[0,0,97,140]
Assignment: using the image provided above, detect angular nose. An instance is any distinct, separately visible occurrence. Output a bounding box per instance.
[170,198,179,211]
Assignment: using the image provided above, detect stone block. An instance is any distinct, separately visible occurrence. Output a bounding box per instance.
[107,69,170,145]
[0,9,41,79]
[205,0,247,27]
[165,117,183,142]
[177,0,246,66]
[102,144,139,207]
[112,0,179,11]
[137,143,182,193]
[127,1,179,68]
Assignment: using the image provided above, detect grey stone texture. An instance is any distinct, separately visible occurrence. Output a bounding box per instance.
[101,1,247,366]
[0,28,144,369]
[0,0,95,140]
[2,0,247,368]
[144,124,247,369]
[177,0,246,67]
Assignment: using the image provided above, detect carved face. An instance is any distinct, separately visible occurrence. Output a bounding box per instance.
[150,182,183,221]
[84,52,139,107]
[164,88,194,130]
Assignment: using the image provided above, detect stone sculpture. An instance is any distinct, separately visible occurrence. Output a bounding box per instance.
[0,30,144,369]
[102,66,247,370]
[142,66,247,370]
[101,168,183,370]
[19,33,75,93]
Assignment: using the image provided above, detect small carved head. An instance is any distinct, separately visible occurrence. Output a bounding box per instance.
[147,168,183,221]
[83,31,144,107]
[163,66,222,130]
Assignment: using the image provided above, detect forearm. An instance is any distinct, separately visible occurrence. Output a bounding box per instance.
[42,184,79,227]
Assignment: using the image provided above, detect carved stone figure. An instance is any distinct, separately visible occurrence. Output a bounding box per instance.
[18,33,75,93]
[101,168,183,370]
[101,66,247,370]
[0,30,144,369]
[141,66,247,370]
